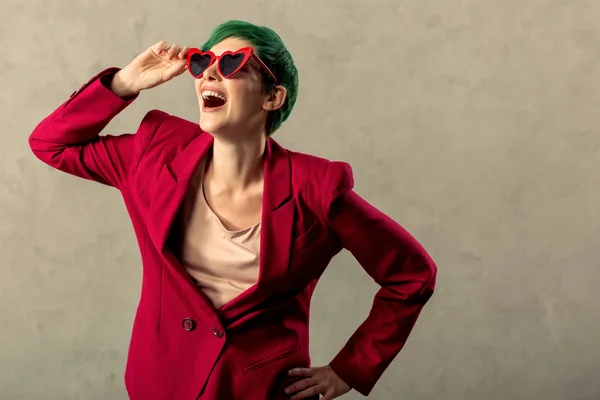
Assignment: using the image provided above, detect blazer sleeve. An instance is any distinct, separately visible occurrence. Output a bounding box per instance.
[28,67,168,189]
[323,161,437,396]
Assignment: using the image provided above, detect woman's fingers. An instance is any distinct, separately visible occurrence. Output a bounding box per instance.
[164,44,181,60]
[150,41,188,61]
[178,45,189,60]
[151,40,169,55]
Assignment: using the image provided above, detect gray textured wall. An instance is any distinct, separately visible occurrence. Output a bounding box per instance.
[2,0,599,399]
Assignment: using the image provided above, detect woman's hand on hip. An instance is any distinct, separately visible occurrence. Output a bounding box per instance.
[285,365,351,400]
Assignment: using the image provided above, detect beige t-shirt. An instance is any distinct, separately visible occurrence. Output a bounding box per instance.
[176,158,261,309]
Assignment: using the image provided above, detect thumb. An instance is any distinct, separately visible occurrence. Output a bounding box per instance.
[321,392,336,400]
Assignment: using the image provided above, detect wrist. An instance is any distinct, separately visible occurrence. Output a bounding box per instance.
[110,70,140,98]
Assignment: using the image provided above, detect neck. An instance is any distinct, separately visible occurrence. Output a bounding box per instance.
[206,133,267,192]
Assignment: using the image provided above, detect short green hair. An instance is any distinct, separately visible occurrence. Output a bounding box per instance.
[201,20,299,135]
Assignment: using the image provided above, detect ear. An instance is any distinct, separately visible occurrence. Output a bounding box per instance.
[262,85,287,112]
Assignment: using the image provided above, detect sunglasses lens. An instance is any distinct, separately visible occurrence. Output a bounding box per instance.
[219,53,246,77]
[189,53,212,77]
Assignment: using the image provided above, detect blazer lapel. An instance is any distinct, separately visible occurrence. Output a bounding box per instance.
[219,138,295,323]
[257,138,295,287]
[147,129,214,253]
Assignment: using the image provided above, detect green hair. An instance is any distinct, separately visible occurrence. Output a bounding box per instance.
[201,20,299,135]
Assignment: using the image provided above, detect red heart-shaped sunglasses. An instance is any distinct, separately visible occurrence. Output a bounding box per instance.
[186,47,278,84]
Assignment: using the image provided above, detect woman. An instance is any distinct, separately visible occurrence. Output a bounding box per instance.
[29,20,437,400]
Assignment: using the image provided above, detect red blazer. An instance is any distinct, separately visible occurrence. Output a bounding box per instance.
[29,67,437,399]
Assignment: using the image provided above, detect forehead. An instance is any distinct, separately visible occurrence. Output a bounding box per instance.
[209,37,254,56]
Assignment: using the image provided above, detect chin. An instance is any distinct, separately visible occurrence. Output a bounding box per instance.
[199,113,227,134]
[200,120,241,138]
[199,119,219,134]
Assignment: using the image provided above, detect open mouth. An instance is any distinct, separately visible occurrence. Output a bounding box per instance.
[201,90,227,110]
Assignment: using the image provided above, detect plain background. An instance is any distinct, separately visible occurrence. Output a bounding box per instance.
[2,0,600,399]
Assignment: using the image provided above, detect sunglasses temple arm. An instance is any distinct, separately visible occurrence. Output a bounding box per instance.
[252,54,278,84]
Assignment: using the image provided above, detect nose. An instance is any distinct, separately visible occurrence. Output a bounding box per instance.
[202,60,221,82]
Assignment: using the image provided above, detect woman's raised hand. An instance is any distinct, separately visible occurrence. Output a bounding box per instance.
[110,41,190,97]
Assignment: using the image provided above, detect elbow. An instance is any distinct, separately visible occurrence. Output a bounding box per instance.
[425,255,437,287]
[28,120,47,157]
[28,133,50,164]
[28,132,41,156]
[28,130,65,168]
[419,255,437,302]
[385,255,437,304]
[28,131,45,162]
[403,251,437,303]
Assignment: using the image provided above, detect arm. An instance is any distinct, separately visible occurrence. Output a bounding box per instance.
[28,67,167,189]
[323,162,437,396]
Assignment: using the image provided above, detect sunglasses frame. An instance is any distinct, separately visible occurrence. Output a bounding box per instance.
[186,47,278,84]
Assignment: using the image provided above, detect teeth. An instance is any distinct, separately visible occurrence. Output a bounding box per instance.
[201,90,226,101]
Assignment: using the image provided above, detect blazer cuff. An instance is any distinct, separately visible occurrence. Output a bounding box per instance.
[62,67,138,110]
[329,348,378,397]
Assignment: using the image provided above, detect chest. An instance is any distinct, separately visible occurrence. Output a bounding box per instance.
[205,190,262,232]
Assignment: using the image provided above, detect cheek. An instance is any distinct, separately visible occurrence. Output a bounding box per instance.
[231,94,264,114]
[227,88,255,109]
[225,79,266,113]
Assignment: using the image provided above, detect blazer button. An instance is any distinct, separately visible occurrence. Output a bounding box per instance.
[210,327,224,338]
[182,318,195,332]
